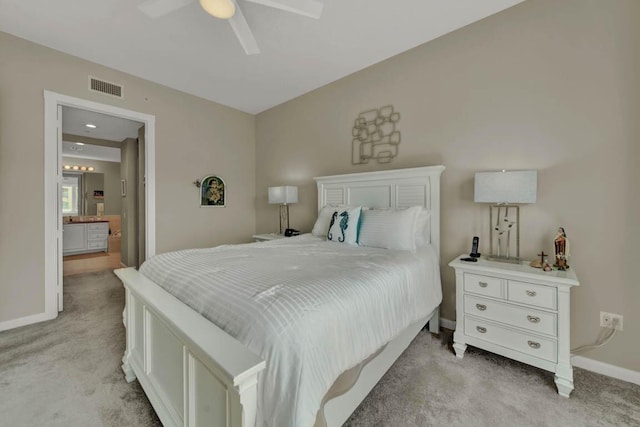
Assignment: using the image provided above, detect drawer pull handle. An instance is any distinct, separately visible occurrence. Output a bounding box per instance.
[478,282,488,288]
[528,341,541,349]
[476,326,487,333]
[526,290,537,297]
[476,304,487,311]
[527,315,540,323]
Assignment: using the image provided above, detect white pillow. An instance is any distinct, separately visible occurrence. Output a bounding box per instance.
[312,205,344,237]
[415,209,431,247]
[358,206,422,251]
[326,206,362,245]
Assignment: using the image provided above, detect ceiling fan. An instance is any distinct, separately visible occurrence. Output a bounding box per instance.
[137,0,323,55]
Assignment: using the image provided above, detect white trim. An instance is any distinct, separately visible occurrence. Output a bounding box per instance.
[0,312,56,332]
[439,317,456,331]
[571,355,640,386]
[429,321,640,386]
[43,90,156,323]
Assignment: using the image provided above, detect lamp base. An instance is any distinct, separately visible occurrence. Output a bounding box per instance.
[486,254,522,265]
[489,204,520,262]
[278,204,290,235]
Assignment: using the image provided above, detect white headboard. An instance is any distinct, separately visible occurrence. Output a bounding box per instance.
[314,165,446,256]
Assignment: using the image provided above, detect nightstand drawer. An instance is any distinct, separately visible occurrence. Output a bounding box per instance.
[465,316,557,363]
[463,273,503,299]
[508,280,557,310]
[464,295,557,337]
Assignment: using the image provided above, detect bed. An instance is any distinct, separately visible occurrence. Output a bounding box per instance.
[115,165,445,427]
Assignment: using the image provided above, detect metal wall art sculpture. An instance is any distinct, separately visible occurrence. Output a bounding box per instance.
[352,105,401,165]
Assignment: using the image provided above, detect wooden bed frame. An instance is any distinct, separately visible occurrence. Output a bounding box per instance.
[115,165,445,427]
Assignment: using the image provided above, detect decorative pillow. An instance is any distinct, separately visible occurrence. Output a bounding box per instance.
[326,206,362,245]
[415,209,431,247]
[312,205,345,237]
[358,206,422,251]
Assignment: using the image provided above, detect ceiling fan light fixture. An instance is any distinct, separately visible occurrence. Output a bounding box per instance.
[200,0,235,19]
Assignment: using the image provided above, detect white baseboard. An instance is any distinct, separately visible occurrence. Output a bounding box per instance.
[439,317,456,331]
[438,319,639,386]
[572,355,640,386]
[0,311,57,332]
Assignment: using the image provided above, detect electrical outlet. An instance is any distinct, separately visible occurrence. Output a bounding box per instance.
[600,312,624,331]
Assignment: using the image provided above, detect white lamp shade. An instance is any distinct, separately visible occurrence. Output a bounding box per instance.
[268,186,298,204]
[474,170,537,204]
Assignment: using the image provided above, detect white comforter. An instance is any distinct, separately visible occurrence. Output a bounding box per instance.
[140,234,442,427]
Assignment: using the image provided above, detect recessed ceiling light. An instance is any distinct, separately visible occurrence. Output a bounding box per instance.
[75,142,85,146]
[85,123,97,129]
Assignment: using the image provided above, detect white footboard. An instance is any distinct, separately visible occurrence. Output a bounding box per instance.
[115,268,265,427]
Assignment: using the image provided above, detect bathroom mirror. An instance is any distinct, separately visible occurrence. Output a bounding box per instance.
[62,172,105,216]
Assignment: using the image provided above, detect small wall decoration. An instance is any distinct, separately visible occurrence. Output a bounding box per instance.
[195,175,226,207]
[352,105,401,165]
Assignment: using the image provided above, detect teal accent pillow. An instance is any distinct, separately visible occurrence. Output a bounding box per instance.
[327,206,362,245]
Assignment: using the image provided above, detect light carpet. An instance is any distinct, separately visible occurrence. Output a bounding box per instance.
[1,270,638,427]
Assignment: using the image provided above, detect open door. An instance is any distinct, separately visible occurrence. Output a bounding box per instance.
[56,105,64,311]
[137,125,146,268]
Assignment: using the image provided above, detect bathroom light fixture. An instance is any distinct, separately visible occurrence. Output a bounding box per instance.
[85,124,97,128]
[268,185,298,234]
[474,170,537,263]
[64,165,95,172]
[75,142,85,146]
[199,0,235,19]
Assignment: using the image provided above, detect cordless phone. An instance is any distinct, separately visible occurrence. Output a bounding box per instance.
[470,236,481,258]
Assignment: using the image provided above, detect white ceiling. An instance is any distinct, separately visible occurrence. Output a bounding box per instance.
[62,106,143,141]
[61,106,143,162]
[62,141,121,163]
[0,0,524,114]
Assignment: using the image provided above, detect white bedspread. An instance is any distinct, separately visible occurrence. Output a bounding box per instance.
[139,234,442,427]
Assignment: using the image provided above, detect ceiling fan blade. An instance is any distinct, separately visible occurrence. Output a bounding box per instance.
[243,0,323,19]
[137,0,195,18]
[228,5,260,55]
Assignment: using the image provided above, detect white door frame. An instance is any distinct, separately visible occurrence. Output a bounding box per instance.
[44,90,156,318]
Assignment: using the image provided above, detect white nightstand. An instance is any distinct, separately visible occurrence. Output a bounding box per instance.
[252,233,286,242]
[449,255,580,397]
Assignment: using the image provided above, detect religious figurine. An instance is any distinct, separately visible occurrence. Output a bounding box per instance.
[554,227,570,270]
[531,250,554,272]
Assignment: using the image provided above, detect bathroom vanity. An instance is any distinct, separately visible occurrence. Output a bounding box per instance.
[63,220,109,256]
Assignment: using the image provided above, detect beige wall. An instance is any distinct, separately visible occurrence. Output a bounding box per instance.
[256,0,639,371]
[62,155,122,216]
[0,31,256,324]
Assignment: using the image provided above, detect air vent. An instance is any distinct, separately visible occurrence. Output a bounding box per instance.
[89,76,123,98]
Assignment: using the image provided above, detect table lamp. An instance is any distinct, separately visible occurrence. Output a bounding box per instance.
[268,186,298,234]
[474,170,537,263]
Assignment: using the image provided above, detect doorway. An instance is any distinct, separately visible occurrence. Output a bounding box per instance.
[44,91,156,318]
[60,106,144,276]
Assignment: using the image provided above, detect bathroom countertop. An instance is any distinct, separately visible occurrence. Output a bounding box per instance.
[63,219,110,224]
